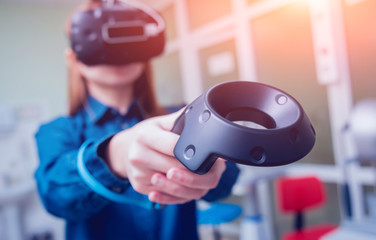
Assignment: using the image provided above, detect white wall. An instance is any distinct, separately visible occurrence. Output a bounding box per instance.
[0,1,83,118]
[0,2,84,240]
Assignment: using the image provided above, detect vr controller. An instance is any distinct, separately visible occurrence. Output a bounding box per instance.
[70,0,165,65]
[172,81,316,174]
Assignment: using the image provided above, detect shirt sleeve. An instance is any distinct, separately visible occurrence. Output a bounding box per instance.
[34,117,137,221]
[202,161,240,202]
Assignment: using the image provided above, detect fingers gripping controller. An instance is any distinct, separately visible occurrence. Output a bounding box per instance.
[172,81,316,175]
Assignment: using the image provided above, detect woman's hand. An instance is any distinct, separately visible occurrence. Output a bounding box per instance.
[148,158,226,204]
[106,108,226,204]
[107,110,182,194]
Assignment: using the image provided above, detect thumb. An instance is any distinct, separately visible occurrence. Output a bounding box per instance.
[156,107,186,132]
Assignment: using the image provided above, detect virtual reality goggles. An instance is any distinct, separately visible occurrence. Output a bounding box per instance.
[69,1,165,66]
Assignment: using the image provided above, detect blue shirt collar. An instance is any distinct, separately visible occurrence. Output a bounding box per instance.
[83,96,146,123]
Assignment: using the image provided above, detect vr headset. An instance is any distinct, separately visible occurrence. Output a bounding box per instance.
[69,0,165,66]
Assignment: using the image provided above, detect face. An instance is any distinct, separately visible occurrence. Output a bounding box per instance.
[77,62,146,87]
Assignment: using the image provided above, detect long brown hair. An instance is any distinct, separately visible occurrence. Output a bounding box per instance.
[66,1,165,117]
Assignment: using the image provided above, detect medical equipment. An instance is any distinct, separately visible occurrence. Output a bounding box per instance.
[339,99,376,219]
[349,99,376,218]
[70,0,165,65]
[348,99,376,162]
[323,99,376,240]
[172,81,316,174]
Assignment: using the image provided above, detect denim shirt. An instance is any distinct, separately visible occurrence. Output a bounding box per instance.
[34,96,240,240]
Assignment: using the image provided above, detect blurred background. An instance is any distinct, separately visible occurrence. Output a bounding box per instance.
[1,0,376,239]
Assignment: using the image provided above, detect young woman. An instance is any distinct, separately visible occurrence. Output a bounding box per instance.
[35,1,239,239]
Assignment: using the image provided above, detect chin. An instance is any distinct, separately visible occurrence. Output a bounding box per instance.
[101,78,136,87]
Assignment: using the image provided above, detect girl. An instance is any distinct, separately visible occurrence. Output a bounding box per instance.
[35,1,239,239]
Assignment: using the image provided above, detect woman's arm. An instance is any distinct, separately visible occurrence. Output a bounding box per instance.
[35,110,239,221]
[34,117,129,220]
[35,111,187,220]
[108,110,240,204]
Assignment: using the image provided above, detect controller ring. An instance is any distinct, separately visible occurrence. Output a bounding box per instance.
[172,81,316,174]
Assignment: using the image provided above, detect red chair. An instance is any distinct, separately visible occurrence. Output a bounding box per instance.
[276,176,337,240]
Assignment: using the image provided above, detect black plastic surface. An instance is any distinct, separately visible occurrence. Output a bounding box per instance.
[70,2,165,66]
[172,81,316,174]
